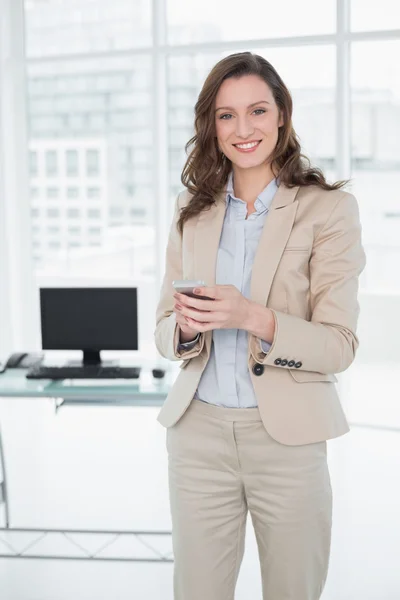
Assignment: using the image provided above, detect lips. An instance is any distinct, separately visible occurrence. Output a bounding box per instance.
[232,140,262,152]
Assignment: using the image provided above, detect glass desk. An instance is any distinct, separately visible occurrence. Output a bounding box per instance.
[0,367,173,407]
[0,367,174,563]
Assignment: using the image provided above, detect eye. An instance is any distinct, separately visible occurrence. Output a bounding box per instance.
[218,109,266,120]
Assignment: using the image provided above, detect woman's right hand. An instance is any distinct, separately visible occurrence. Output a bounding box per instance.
[174,303,199,342]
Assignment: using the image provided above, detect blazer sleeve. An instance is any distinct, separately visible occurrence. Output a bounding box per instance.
[154,192,206,361]
[249,192,367,374]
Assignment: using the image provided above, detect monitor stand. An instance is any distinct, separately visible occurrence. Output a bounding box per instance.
[67,349,117,367]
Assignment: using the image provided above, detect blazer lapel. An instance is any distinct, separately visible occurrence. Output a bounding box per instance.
[193,191,227,288]
[250,183,300,306]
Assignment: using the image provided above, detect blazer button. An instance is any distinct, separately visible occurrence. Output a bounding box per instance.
[252,364,264,376]
[295,361,302,368]
[288,360,295,367]
[280,359,288,366]
[274,358,282,365]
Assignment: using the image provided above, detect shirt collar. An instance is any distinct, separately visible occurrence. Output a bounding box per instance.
[225,171,279,212]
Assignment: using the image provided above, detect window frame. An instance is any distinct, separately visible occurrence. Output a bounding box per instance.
[1,0,400,352]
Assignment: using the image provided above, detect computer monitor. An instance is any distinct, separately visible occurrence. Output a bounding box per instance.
[40,287,138,366]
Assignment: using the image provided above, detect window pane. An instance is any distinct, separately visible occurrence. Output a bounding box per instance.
[167,0,335,45]
[86,149,100,176]
[87,208,101,218]
[25,0,152,56]
[351,0,400,31]
[45,150,58,176]
[46,187,59,198]
[87,187,100,198]
[168,47,336,201]
[347,40,400,430]
[25,39,155,354]
[30,150,38,176]
[66,149,79,176]
[67,187,79,198]
[351,40,400,293]
[110,207,124,217]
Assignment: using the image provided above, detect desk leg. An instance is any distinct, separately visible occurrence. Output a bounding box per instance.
[0,424,10,528]
[0,407,173,562]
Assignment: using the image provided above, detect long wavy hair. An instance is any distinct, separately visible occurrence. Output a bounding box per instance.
[177,51,348,234]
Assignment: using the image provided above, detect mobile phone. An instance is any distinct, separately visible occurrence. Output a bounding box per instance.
[172,279,214,301]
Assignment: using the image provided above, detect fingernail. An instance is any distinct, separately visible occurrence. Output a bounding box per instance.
[193,288,200,294]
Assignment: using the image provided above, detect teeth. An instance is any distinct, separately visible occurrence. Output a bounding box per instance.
[235,141,260,149]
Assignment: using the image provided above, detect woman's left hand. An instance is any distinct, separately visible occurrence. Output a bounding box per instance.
[173,284,252,333]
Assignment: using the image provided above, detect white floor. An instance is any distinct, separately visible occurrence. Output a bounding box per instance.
[0,364,399,600]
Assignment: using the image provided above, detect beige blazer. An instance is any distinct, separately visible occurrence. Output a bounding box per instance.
[154,183,366,445]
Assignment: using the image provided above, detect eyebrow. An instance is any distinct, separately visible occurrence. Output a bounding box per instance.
[215,100,271,112]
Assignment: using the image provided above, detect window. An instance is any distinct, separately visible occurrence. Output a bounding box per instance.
[46,187,59,198]
[66,149,79,176]
[110,207,123,217]
[46,208,59,218]
[20,0,399,384]
[124,146,134,165]
[25,2,152,57]
[167,0,335,45]
[130,208,146,217]
[86,149,100,176]
[47,226,60,234]
[351,0,400,31]
[29,150,38,176]
[87,208,101,218]
[67,187,79,198]
[87,187,100,198]
[45,150,58,176]
[351,40,400,292]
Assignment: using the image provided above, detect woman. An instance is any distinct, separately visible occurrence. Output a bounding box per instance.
[155,52,366,600]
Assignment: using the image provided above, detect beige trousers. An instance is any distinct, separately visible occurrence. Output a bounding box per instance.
[166,398,332,600]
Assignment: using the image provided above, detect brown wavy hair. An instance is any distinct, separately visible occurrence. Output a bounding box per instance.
[177,51,348,234]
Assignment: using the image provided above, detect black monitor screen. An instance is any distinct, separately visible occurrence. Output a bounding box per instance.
[40,288,138,351]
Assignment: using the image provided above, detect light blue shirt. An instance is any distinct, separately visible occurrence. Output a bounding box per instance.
[179,172,278,408]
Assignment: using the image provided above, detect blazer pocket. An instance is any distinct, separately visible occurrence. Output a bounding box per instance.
[283,246,311,253]
[289,369,338,383]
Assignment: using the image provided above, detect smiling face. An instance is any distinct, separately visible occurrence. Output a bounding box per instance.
[214,74,283,174]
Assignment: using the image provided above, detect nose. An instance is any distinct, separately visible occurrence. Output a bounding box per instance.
[235,115,254,139]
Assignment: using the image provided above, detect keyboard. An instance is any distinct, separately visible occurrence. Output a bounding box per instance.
[26,365,141,380]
